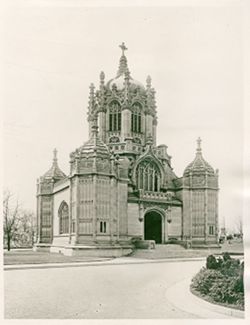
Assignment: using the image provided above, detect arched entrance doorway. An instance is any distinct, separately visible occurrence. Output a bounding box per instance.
[144,211,162,244]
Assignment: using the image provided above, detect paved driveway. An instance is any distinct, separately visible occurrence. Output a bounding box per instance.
[4,259,205,319]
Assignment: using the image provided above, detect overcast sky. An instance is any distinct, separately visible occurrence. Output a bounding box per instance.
[3,0,245,231]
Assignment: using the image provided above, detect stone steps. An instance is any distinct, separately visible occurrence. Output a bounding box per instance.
[131,244,212,259]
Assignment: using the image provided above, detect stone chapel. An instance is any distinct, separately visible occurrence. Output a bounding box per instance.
[35,43,219,256]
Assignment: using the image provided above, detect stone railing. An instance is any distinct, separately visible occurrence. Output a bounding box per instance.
[138,190,173,201]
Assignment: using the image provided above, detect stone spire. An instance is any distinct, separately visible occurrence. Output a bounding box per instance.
[117,42,130,77]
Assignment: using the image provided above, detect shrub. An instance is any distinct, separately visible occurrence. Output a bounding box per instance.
[209,277,244,307]
[191,268,223,295]
[192,254,244,310]
[234,275,244,293]
[220,258,241,277]
[222,252,231,262]
[206,255,219,269]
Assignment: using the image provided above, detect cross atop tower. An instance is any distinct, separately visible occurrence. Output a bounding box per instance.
[119,42,128,56]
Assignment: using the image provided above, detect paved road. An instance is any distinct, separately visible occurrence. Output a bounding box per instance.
[4,259,205,319]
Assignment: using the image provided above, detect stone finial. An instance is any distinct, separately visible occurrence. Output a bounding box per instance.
[196,137,202,153]
[100,71,105,86]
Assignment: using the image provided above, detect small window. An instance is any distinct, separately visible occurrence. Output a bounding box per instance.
[100,221,107,233]
[209,225,214,235]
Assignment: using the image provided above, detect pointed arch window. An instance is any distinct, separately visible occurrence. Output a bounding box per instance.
[109,101,121,131]
[58,201,69,234]
[131,103,142,133]
[136,159,161,192]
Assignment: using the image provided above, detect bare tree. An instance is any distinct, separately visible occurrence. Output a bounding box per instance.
[15,210,36,247]
[3,190,20,251]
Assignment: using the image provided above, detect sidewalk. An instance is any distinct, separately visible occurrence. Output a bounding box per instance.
[4,256,207,271]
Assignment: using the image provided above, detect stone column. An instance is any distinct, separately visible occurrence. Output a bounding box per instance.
[69,178,73,244]
[109,175,116,241]
[142,209,145,240]
[115,179,119,242]
[98,111,106,143]
[37,194,42,243]
[92,174,97,242]
[190,173,193,243]
[75,176,80,244]
[50,192,54,244]
[164,213,167,243]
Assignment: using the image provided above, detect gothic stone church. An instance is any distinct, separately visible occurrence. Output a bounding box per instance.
[35,43,219,256]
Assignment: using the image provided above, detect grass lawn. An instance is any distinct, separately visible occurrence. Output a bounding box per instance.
[220,239,244,254]
[4,239,244,265]
[4,249,110,265]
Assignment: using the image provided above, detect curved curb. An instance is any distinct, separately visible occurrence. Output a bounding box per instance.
[165,277,244,319]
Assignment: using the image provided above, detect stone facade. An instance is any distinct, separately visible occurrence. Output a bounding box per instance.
[35,43,219,256]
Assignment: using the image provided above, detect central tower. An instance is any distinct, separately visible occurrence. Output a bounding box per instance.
[87,42,158,160]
